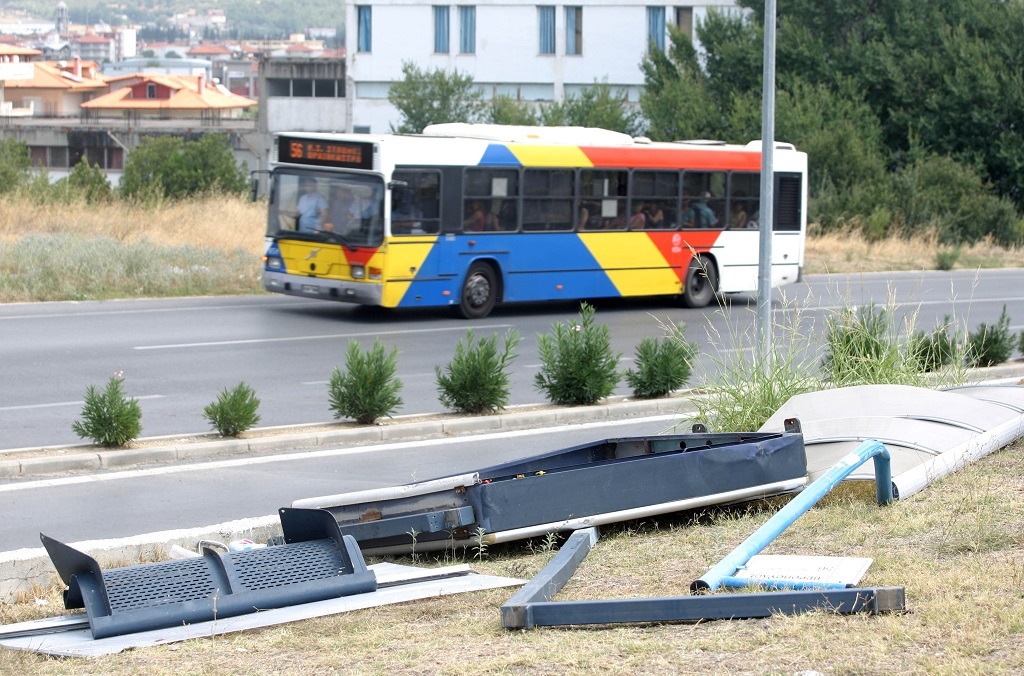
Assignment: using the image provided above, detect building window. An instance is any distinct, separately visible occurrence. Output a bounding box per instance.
[459,6,476,54]
[434,6,450,53]
[647,6,666,51]
[357,6,372,52]
[675,6,693,39]
[565,6,582,55]
[146,83,156,98]
[538,6,555,55]
[267,78,290,96]
[314,79,339,97]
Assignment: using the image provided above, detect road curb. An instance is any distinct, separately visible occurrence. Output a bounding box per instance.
[0,395,699,480]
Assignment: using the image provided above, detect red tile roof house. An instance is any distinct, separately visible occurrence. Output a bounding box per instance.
[79,72,257,121]
[0,43,41,116]
[186,43,234,62]
[2,56,107,117]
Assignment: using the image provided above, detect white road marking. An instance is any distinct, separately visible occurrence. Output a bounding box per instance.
[0,414,684,494]
[0,302,275,321]
[0,395,163,412]
[133,324,513,350]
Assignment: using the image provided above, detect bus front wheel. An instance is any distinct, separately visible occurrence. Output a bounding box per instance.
[458,262,498,319]
[682,256,718,308]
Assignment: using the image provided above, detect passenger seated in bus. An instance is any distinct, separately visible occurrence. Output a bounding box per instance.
[578,201,600,229]
[629,203,647,229]
[497,200,518,230]
[646,203,666,229]
[392,195,424,234]
[324,186,358,234]
[463,200,495,231]
[682,193,718,228]
[288,177,328,232]
[730,202,748,229]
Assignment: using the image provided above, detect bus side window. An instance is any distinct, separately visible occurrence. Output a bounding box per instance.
[393,170,441,235]
[464,168,519,233]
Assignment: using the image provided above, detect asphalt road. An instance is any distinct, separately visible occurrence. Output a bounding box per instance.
[2,269,1023,451]
[0,416,677,553]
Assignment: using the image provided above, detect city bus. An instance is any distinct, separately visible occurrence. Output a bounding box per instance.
[262,123,807,319]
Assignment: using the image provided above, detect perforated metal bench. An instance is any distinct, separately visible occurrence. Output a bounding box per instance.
[42,508,377,639]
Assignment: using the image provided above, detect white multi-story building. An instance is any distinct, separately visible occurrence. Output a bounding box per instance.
[344,0,738,133]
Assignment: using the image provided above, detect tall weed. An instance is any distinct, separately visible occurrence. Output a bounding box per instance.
[692,299,820,432]
[822,300,926,387]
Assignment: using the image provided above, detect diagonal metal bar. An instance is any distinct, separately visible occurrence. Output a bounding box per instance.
[501,527,597,629]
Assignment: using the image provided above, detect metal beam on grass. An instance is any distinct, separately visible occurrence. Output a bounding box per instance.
[500,528,905,630]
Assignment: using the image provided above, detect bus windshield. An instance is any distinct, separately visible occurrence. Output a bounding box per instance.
[268,169,385,249]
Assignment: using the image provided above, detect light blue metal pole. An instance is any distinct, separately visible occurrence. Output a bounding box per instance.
[691,440,893,593]
[756,0,777,371]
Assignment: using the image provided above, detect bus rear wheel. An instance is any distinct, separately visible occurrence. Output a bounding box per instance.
[682,255,718,308]
[458,262,498,319]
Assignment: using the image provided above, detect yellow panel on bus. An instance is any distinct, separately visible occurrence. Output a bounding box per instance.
[579,232,683,296]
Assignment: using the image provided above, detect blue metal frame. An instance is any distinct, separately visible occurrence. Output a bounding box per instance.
[692,439,892,593]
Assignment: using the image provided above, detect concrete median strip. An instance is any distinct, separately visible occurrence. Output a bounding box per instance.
[0,395,694,480]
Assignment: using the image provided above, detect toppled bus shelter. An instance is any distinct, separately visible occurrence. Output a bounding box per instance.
[4,383,1022,652]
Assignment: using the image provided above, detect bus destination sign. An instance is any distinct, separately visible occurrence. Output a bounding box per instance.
[277,136,375,170]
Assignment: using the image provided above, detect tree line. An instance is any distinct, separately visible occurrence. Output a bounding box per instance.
[0,134,248,204]
[388,1,1024,247]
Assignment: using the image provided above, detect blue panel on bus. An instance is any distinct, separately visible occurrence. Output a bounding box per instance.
[478,144,522,167]
[396,234,621,308]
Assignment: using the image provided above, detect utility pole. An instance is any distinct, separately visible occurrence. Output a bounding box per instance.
[757,0,777,369]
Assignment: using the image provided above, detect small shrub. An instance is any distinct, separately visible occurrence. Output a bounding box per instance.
[624,322,698,399]
[934,247,960,271]
[203,381,261,436]
[436,328,522,414]
[966,305,1015,367]
[1018,329,1024,359]
[908,316,962,372]
[534,302,621,406]
[71,374,142,447]
[61,158,112,203]
[329,339,403,424]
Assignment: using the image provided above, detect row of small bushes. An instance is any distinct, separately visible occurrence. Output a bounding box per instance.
[72,304,699,447]
[825,303,1024,385]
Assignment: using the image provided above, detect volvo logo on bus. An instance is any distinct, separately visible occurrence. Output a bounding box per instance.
[305,248,322,260]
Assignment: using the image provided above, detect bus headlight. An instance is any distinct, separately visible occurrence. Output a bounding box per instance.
[265,256,283,271]
[351,265,366,279]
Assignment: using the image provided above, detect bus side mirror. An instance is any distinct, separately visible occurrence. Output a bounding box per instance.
[250,169,270,201]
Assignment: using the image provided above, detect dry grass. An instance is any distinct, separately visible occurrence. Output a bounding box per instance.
[804,228,1024,275]
[0,195,266,254]
[2,440,1021,674]
[3,194,1023,293]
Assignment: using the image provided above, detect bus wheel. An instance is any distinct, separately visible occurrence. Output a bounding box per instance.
[682,255,718,308]
[459,262,498,319]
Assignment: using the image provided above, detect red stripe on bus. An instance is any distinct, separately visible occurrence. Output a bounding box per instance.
[580,146,762,171]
